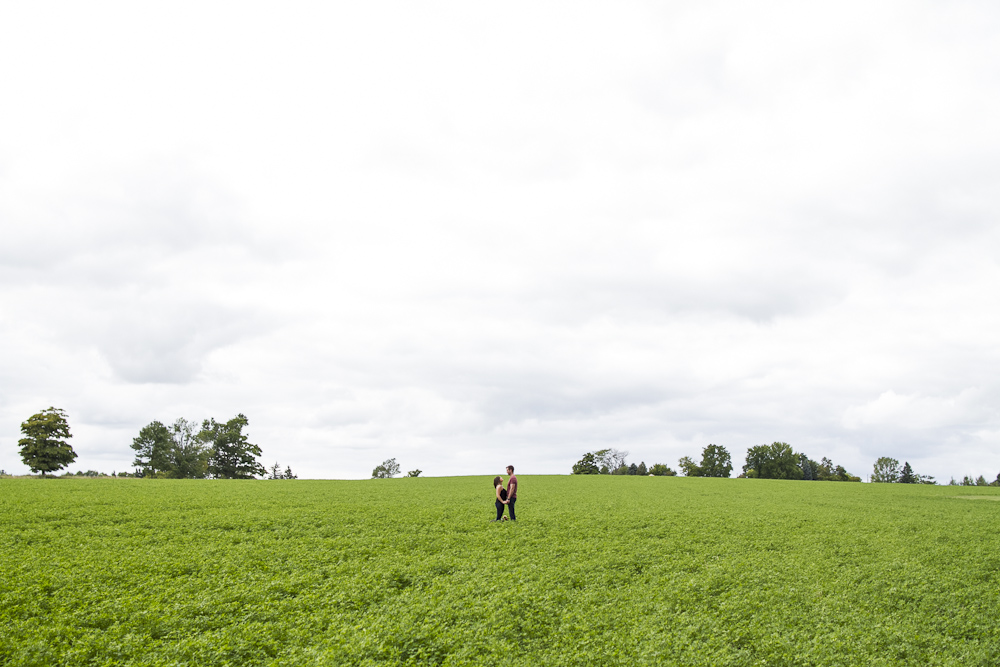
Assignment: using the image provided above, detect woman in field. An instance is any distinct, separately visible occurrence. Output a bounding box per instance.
[493,475,508,521]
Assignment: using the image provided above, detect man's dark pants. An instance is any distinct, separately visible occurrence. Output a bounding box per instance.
[507,497,516,521]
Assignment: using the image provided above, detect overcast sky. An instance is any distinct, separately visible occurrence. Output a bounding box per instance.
[2,1,999,481]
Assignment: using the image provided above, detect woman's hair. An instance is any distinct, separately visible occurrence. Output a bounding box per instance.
[493,476,502,488]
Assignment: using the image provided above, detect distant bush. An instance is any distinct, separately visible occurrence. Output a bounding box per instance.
[372,458,400,479]
[268,462,297,479]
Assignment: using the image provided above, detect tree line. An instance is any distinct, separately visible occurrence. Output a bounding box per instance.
[572,448,676,476]
[130,414,266,479]
[572,442,861,481]
[949,474,1000,486]
[15,407,284,479]
[870,457,1000,485]
[573,442,1000,485]
[14,406,998,484]
[870,457,934,484]
[741,442,861,481]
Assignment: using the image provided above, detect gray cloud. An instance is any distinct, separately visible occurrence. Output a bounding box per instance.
[91,297,264,384]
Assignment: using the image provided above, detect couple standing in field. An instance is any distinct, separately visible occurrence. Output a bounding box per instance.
[493,465,518,522]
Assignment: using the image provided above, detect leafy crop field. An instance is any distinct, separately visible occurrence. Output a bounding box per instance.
[2,476,999,666]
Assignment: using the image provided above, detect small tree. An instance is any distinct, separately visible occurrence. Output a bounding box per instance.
[268,463,297,479]
[871,457,900,483]
[975,475,988,486]
[131,421,173,477]
[572,452,600,474]
[627,463,638,475]
[372,458,400,478]
[19,408,77,478]
[837,465,862,482]
[407,469,422,477]
[899,462,915,484]
[678,456,701,477]
[813,457,861,482]
[649,463,676,476]
[636,462,647,476]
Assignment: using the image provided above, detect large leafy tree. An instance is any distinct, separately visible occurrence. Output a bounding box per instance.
[131,420,173,476]
[131,418,210,478]
[202,414,264,479]
[871,457,900,483]
[742,442,803,480]
[169,418,211,479]
[679,445,734,478]
[19,407,77,477]
[699,444,733,478]
[572,452,600,474]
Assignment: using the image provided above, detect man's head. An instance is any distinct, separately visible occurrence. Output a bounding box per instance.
[506,465,514,474]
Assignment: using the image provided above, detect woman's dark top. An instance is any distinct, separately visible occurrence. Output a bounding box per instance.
[497,486,508,502]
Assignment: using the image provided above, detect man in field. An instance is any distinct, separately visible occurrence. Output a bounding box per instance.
[506,465,518,521]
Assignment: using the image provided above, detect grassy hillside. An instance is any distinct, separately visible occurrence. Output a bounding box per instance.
[1,476,998,666]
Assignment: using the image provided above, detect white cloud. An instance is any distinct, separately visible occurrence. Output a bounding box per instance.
[2,1,1000,482]
[842,389,988,432]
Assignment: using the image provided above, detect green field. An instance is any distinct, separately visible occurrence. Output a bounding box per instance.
[2,476,999,666]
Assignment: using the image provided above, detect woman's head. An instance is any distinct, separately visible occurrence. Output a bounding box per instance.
[493,475,502,488]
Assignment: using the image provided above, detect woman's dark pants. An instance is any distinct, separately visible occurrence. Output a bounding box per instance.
[495,500,505,520]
